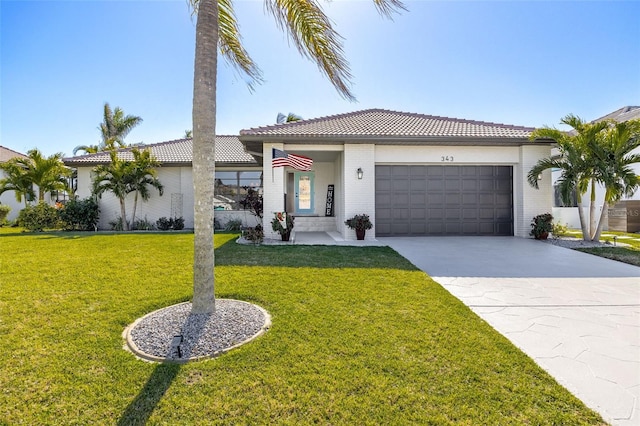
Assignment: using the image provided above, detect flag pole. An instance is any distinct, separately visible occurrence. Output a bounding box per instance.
[271,145,274,183]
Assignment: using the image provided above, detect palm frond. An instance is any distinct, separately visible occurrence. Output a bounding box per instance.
[265,0,354,100]
[218,0,263,90]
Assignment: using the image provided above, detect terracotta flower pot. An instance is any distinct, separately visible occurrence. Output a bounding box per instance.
[355,229,365,240]
[535,231,548,240]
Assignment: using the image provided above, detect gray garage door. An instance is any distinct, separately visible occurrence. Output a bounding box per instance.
[375,165,513,236]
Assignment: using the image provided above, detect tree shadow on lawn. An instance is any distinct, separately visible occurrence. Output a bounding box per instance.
[118,308,210,425]
[117,363,181,426]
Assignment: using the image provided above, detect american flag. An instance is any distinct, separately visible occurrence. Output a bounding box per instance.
[271,148,313,171]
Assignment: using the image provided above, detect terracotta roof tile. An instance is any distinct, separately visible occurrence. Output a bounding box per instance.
[593,106,640,123]
[0,146,28,163]
[63,136,256,166]
[240,108,534,139]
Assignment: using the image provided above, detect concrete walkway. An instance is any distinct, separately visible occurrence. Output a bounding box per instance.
[381,236,640,426]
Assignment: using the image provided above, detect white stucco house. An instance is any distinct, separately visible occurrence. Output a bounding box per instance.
[64,109,554,238]
[240,109,552,240]
[551,106,640,230]
[64,136,262,230]
[0,146,31,222]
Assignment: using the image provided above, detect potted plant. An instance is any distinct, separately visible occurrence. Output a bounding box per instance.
[530,213,553,240]
[271,212,294,241]
[345,214,373,240]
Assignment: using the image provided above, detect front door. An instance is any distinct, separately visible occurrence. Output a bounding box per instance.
[294,172,314,214]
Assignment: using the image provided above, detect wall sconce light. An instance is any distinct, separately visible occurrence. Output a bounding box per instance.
[357,167,363,180]
[537,173,543,181]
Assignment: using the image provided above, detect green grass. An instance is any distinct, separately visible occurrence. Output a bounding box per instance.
[0,229,605,425]
[561,229,640,267]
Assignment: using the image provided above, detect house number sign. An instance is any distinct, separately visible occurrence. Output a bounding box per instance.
[441,156,454,162]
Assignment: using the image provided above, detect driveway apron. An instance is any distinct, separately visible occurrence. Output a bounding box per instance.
[381,236,640,426]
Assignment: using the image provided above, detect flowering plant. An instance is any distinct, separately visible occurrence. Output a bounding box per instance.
[344,214,373,231]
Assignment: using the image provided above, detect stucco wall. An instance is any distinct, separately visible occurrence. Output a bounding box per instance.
[342,144,376,239]
[262,143,286,239]
[515,145,553,237]
[77,165,260,230]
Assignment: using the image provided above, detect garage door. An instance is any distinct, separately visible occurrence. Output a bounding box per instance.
[375,165,513,236]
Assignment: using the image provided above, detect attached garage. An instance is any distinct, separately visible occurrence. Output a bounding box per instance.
[375,165,513,236]
[240,108,553,240]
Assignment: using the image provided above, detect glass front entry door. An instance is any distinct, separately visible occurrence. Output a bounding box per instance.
[294,172,314,214]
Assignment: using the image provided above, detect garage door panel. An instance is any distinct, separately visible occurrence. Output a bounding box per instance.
[462,193,477,204]
[410,179,425,190]
[411,193,426,204]
[445,193,461,204]
[428,193,444,204]
[445,208,460,219]
[479,208,495,219]
[462,208,478,219]
[376,165,513,236]
[428,180,444,190]
[411,208,426,219]
[396,193,410,205]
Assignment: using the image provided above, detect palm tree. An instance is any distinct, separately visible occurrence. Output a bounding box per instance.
[128,148,164,227]
[91,147,163,231]
[528,115,639,242]
[276,112,302,124]
[92,149,134,230]
[2,149,72,203]
[0,161,35,207]
[188,0,404,313]
[589,119,640,241]
[73,103,143,155]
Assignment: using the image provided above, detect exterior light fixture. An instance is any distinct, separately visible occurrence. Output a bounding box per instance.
[537,173,543,181]
[357,168,363,180]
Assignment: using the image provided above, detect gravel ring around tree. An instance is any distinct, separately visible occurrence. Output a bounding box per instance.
[123,300,271,363]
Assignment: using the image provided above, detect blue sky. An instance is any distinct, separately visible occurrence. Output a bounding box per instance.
[1,0,639,157]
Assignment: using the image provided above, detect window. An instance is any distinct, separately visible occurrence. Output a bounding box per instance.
[214,171,263,210]
[553,184,578,207]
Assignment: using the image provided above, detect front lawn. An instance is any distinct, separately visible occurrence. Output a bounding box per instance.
[0,230,604,424]
[562,229,640,266]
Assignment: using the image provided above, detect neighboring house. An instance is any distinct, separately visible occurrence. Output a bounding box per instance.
[64,136,262,230]
[239,109,552,240]
[551,106,640,229]
[0,146,30,222]
[65,109,554,237]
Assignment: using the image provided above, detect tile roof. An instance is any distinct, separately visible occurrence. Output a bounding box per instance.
[240,108,535,140]
[0,146,28,163]
[593,106,640,123]
[63,136,256,166]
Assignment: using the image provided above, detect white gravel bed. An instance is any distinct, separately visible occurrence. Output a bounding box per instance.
[126,300,270,362]
[542,236,627,249]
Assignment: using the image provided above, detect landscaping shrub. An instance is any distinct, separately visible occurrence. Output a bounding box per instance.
[224,218,243,232]
[156,216,185,231]
[551,222,569,239]
[17,202,59,231]
[243,224,263,244]
[0,204,10,226]
[133,216,156,231]
[109,216,128,231]
[58,197,99,231]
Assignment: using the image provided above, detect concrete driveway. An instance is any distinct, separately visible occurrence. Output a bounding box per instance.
[381,236,640,426]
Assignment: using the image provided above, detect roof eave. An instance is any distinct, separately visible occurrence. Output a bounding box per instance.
[240,134,548,146]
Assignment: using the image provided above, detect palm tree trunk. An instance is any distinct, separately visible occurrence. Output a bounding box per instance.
[593,200,609,242]
[576,192,589,242]
[119,197,129,231]
[131,192,139,230]
[191,0,218,314]
[588,179,597,240]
